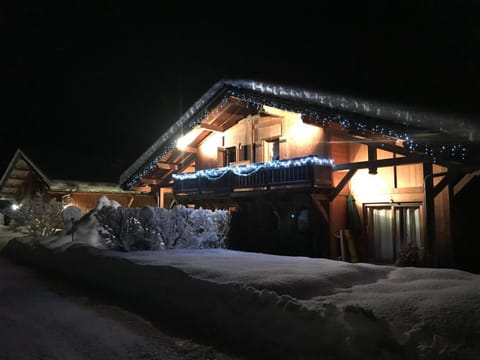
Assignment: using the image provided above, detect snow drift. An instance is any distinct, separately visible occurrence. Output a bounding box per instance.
[2,236,479,360]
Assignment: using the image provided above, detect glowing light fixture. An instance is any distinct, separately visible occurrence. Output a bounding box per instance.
[176,128,202,150]
[11,204,19,211]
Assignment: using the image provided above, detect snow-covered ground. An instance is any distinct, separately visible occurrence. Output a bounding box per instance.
[2,214,480,360]
[0,257,244,360]
[0,224,24,249]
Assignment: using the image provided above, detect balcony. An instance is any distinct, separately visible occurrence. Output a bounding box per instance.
[173,155,333,197]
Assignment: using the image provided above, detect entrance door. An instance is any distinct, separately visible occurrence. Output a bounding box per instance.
[366,204,422,263]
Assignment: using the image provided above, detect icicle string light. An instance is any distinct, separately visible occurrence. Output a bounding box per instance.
[172,155,333,182]
[124,88,469,189]
[226,89,468,162]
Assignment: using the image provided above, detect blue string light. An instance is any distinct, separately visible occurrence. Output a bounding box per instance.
[172,155,333,181]
[124,90,470,189]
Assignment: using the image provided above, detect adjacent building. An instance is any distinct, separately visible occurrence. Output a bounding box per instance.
[0,149,156,214]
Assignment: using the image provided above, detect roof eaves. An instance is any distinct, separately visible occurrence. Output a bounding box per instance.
[120,79,480,189]
[119,79,231,188]
[223,79,480,143]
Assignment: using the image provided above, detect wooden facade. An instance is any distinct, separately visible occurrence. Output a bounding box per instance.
[120,80,480,270]
[0,149,156,215]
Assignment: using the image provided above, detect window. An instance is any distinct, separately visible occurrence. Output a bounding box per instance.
[240,145,250,162]
[366,203,422,263]
[224,146,236,166]
[264,138,280,161]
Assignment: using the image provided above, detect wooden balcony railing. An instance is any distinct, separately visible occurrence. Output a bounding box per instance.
[173,155,332,195]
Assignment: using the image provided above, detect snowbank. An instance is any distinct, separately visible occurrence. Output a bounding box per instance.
[2,237,479,360]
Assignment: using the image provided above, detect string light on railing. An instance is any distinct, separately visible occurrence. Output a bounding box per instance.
[172,155,333,182]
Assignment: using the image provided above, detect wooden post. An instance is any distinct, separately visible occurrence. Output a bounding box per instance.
[423,161,435,266]
[446,171,455,266]
[159,187,164,208]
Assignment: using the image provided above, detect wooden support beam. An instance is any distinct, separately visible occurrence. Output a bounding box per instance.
[310,194,329,222]
[156,162,179,170]
[453,169,480,196]
[178,146,198,154]
[329,169,357,201]
[156,169,176,183]
[325,128,413,156]
[132,185,151,193]
[127,196,135,208]
[368,145,377,174]
[199,122,224,132]
[333,155,424,171]
[141,179,162,185]
[158,187,173,208]
[433,174,449,198]
[177,157,196,174]
[423,161,435,267]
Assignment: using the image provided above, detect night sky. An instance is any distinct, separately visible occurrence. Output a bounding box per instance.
[2,2,480,182]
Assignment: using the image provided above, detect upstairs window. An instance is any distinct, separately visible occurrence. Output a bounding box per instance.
[224,146,236,166]
[265,138,280,161]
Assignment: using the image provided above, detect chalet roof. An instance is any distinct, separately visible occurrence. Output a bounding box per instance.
[119,79,480,190]
[0,149,140,199]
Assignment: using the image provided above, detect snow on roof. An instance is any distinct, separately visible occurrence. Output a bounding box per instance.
[120,79,480,189]
[225,80,479,141]
[49,180,138,194]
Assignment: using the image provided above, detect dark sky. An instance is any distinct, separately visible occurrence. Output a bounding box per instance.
[2,2,480,182]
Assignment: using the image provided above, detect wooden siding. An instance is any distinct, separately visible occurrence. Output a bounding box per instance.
[197,132,223,169]
[68,193,156,214]
[196,110,326,170]
[396,162,423,187]
[282,113,325,158]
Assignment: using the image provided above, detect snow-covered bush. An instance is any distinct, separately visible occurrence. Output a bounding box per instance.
[62,206,83,233]
[2,196,63,236]
[185,207,231,249]
[394,242,420,267]
[95,204,231,251]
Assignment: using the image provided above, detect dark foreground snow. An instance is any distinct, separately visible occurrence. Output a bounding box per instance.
[0,256,243,360]
[2,235,479,360]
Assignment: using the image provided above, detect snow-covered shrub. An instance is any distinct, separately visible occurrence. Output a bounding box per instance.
[2,196,64,236]
[394,242,420,267]
[96,195,122,210]
[62,206,83,233]
[95,204,231,251]
[185,207,231,248]
[95,206,137,251]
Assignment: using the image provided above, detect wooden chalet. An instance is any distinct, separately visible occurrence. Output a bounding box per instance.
[120,79,480,270]
[0,149,156,214]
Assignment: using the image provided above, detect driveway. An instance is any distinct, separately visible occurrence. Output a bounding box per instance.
[0,226,244,360]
